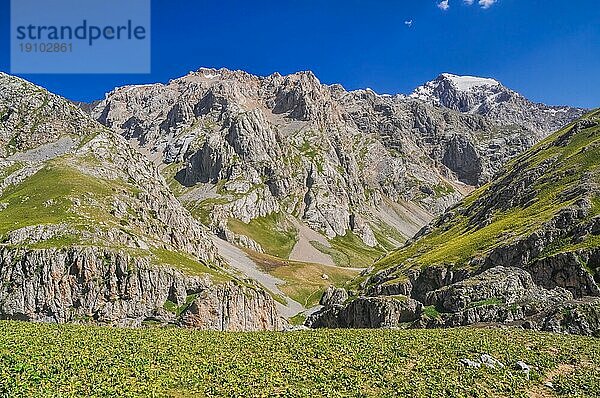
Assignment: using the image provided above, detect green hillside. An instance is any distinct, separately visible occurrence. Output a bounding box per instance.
[0,155,225,281]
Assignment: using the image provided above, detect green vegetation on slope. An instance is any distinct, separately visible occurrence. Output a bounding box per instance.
[0,159,225,283]
[0,321,598,397]
[246,250,358,307]
[150,248,231,283]
[312,230,386,268]
[0,162,24,181]
[188,196,230,226]
[374,110,600,275]
[433,181,457,198]
[370,220,407,251]
[228,212,298,259]
[160,162,191,197]
[0,161,113,237]
[0,159,151,249]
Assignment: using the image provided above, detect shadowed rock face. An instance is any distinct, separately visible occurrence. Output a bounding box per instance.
[441,135,483,186]
[309,296,423,329]
[0,73,284,331]
[308,112,600,336]
[91,68,576,249]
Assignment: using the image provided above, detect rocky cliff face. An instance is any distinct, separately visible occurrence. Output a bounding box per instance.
[92,68,561,254]
[411,73,586,135]
[308,111,600,335]
[0,246,282,330]
[0,73,284,330]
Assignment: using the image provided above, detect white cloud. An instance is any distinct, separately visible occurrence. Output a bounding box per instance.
[437,0,450,10]
[404,20,413,27]
[478,0,497,8]
[453,0,498,9]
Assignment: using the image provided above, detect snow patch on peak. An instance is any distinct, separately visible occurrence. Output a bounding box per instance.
[440,74,500,91]
[349,88,376,95]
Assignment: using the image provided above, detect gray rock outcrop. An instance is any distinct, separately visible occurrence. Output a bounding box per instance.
[308,296,422,329]
[320,285,349,306]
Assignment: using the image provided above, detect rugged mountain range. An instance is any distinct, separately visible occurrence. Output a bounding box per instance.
[0,72,283,330]
[0,68,590,332]
[411,73,585,134]
[91,68,581,265]
[309,110,600,335]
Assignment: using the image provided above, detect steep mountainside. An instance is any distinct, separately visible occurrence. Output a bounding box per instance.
[411,73,586,135]
[92,68,553,267]
[309,110,600,335]
[0,73,283,330]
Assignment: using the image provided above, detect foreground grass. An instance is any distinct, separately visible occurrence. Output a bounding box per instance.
[0,322,598,397]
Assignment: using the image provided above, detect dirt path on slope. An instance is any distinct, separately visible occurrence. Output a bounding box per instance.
[288,218,335,266]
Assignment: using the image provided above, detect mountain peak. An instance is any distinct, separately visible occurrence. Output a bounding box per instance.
[411,73,505,103]
[0,72,102,156]
[438,73,501,91]
[410,73,586,135]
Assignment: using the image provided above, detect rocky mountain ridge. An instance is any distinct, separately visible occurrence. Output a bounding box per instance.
[91,68,571,262]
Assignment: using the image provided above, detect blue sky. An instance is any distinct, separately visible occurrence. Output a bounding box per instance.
[0,0,598,107]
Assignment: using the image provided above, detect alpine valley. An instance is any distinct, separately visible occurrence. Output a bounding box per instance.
[1,68,598,336]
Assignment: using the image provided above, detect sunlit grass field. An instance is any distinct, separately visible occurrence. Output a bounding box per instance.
[0,321,598,397]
